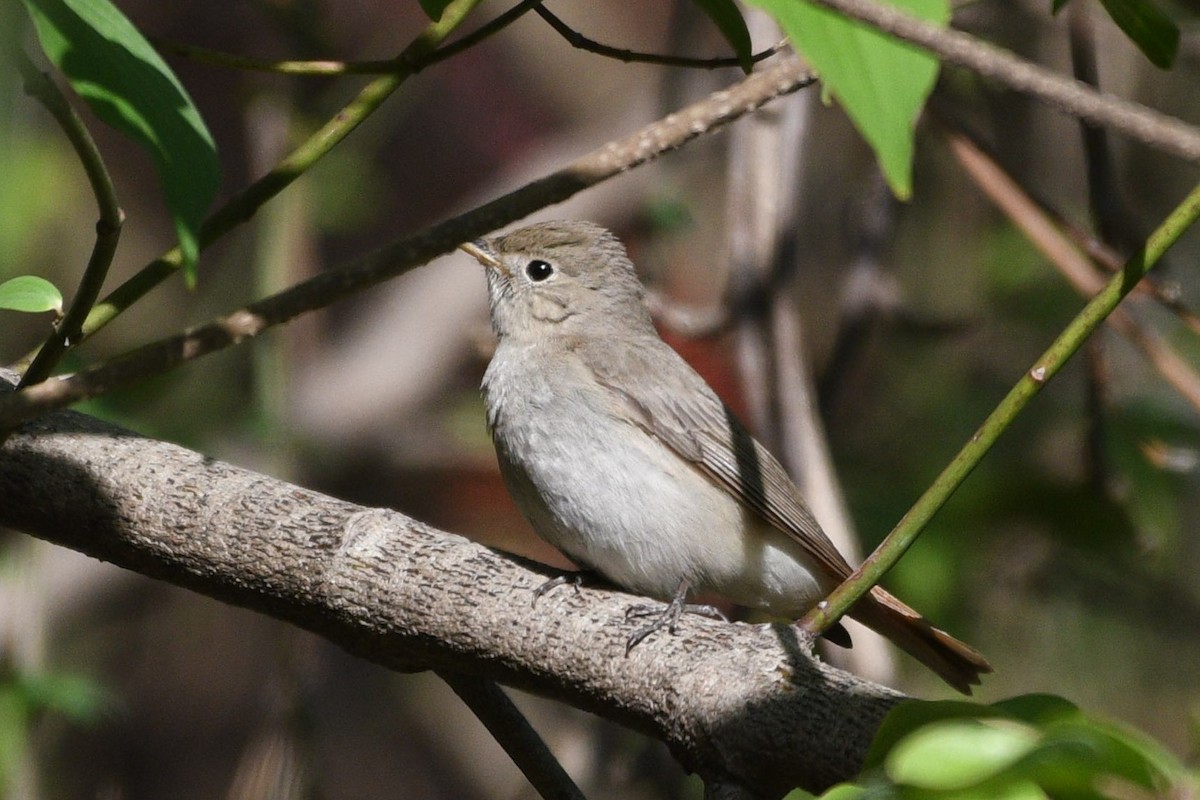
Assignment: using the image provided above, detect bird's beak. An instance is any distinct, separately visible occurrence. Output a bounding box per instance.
[458,240,509,277]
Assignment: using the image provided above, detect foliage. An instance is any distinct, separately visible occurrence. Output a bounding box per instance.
[791,695,1193,798]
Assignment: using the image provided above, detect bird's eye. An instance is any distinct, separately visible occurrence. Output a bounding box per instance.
[525,259,554,282]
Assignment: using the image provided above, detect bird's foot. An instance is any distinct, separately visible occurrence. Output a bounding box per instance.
[624,580,727,654]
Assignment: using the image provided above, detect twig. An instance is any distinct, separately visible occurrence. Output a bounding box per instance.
[533,5,784,70]
[439,672,587,800]
[14,53,124,386]
[150,0,543,77]
[0,56,819,431]
[803,176,1200,635]
[808,0,1200,161]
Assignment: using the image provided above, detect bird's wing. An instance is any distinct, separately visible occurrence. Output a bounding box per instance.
[577,336,853,581]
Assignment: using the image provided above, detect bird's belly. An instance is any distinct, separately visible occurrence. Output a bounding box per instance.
[492,404,829,616]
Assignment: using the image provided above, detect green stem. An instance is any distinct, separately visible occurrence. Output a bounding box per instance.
[803,178,1200,633]
[74,0,486,344]
[15,52,123,386]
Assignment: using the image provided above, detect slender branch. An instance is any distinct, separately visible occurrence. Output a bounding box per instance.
[0,56,818,432]
[150,0,543,77]
[68,0,487,349]
[14,53,124,386]
[803,177,1200,634]
[809,0,1200,161]
[439,672,587,800]
[532,5,784,70]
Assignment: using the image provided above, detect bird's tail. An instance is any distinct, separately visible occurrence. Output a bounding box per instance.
[850,586,992,694]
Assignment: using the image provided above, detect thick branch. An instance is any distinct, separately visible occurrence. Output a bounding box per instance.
[0,400,900,797]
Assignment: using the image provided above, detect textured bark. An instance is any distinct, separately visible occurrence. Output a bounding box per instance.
[0,405,901,796]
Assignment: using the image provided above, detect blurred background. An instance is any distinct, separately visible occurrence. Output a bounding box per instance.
[3,0,1200,797]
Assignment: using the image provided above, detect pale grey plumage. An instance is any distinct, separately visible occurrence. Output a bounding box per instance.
[463,220,990,692]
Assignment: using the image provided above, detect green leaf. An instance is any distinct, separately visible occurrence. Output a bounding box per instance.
[13,672,113,723]
[0,275,63,314]
[1096,0,1179,69]
[885,718,1040,790]
[866,699,1008,767]
[1051,0,1070,12]
[22,0,220,278]
[418,0,453,21]
[747,0,948,198]
[691,0,754,73]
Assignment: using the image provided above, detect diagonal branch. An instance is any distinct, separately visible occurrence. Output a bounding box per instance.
[0,393,901,796]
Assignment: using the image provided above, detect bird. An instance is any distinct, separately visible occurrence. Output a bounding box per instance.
[459,220,991,693]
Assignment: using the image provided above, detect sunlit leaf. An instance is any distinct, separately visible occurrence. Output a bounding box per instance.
[0,275,63,314]
[885,718,1039,790]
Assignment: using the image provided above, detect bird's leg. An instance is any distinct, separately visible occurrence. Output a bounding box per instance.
[624,579,728,653]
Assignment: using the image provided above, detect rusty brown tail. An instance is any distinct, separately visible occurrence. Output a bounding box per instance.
[850,586,992,694]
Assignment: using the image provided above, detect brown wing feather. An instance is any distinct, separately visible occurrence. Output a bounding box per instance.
[576,336,853,581]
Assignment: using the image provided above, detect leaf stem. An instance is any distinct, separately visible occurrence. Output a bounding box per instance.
[802,178,1200,634]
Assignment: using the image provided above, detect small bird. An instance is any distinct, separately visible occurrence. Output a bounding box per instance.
[460,220,991,693]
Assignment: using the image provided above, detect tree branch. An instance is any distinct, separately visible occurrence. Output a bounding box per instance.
[0,395,901,797]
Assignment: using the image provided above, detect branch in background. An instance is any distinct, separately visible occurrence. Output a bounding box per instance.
[439,672,586,800]
[809,0,1200,161]
[532,5,784,69]
[0,56,819,432]
[14,53,124,386]
[0,401,901,796]
[1068,2,1120,495]
[945,129,1200,415]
